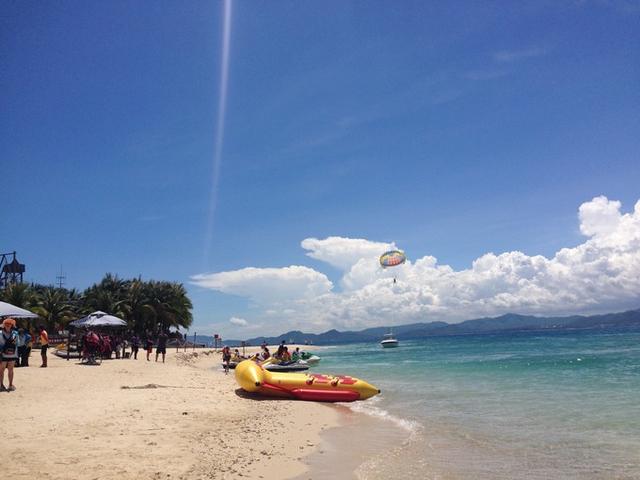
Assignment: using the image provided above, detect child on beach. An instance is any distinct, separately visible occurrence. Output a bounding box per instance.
[0,318,19,391]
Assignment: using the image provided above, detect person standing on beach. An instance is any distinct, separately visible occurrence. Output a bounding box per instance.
[38,325,49,368]
[17,328,31,367]
[0,318,19,391]
[15,328,25,367]
[130,334,140,360]
[24,329,33,367]
[144,334,153,361]
[155,330,168,363]
[221,345,231,374]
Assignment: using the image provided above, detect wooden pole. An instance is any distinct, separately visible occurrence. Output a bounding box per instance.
[193,332,196,351]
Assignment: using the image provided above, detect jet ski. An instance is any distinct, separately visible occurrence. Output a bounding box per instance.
[263,358,310,372]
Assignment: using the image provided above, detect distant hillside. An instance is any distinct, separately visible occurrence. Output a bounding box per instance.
[243,309,640,346]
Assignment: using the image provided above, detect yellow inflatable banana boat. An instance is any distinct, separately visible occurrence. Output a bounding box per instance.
[235,360,380,402]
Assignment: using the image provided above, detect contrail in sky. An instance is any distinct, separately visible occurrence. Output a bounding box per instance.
[204,0,233,268]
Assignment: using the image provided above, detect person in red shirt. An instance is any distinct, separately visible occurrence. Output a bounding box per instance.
[38,326,49,368]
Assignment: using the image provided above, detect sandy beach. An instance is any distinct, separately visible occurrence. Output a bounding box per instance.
[1,347,340,480]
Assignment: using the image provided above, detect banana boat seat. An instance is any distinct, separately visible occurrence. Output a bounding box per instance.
[234,360,380,402]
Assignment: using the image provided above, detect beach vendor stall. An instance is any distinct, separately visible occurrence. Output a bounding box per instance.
[66,311,128,363]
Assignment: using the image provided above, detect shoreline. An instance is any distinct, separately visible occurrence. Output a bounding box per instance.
[297,401,422,480]
[2,348,341,480]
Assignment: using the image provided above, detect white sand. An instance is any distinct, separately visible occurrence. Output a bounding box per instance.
[1,347,339,479]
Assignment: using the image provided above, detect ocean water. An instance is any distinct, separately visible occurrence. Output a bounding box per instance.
[311,330,640,479]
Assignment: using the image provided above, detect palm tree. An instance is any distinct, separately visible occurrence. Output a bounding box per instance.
[0,282,36,308]
[82,273,127,315]
[32,287,75,330]
[144,281,193,333]
[119,279,154,332]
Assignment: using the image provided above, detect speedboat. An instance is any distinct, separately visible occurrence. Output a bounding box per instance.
[380,332,399,348]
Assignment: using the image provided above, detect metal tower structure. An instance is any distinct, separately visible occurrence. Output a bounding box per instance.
[0,251,26,289]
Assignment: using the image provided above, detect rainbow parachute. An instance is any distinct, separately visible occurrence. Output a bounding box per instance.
[379,250,406,268]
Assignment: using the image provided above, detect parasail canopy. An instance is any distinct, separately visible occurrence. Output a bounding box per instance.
[379,250,407,268]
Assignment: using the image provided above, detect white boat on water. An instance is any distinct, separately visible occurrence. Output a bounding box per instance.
[380,331,399,348]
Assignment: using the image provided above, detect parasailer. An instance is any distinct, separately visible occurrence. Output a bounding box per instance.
[379,249,406,283]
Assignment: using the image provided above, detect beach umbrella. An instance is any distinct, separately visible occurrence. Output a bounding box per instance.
[0,301,39,318]
[69,311,127,328]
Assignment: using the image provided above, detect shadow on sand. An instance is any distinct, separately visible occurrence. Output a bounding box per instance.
[234,388,291,401]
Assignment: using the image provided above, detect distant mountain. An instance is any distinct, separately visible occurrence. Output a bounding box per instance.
[242,309,640,346]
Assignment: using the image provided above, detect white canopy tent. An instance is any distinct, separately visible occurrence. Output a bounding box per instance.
[0,301,39,318]
[69,311,127,328]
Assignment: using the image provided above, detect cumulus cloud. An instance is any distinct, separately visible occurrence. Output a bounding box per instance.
[229,317,248,327]
[191,265,332,303]
[192,196,640,333]
[301,236,394,270]
[578,195,623,237]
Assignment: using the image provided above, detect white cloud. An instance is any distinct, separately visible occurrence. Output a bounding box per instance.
[191,265,332,303]
[301,236,394,270]
[578,195,622,237]
[192,196,640,334]
[229,317,248,327]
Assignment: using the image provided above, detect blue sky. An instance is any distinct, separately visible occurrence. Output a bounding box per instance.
[2,1,639,338]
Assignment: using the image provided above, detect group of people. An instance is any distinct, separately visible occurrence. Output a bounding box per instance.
[82,330,169,363]
[249,341,303,365]
[0,318,50,392]
[128,330,169,363]
[130,330,168,362]
[273,342,305,363]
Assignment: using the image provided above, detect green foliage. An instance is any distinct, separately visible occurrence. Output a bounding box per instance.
[32,288,76,326]
[1,274,193,333]
[0,282,37,308]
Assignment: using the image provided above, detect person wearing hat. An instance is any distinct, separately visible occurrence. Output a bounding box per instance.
[0,318,19,391]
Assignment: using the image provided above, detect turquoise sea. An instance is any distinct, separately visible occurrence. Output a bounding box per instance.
[308,330,640,479]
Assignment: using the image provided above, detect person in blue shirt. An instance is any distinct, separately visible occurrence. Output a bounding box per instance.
[0,318,19,391]
[16,328,31,367]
